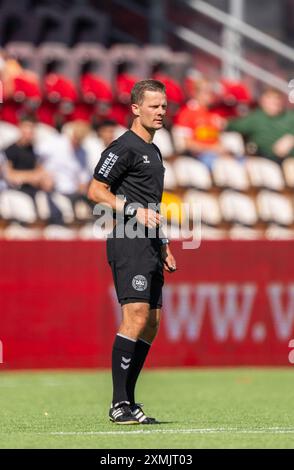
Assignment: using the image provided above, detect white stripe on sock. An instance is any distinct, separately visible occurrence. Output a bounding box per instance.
[138,338,151,346]
[117,333,137,342]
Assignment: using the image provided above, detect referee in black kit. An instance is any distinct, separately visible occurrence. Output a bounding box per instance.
[88,79,177,424]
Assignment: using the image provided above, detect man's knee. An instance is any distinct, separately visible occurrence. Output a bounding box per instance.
[121,302,150,335]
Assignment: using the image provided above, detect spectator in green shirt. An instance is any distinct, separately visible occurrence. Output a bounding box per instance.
[227,87,294,162]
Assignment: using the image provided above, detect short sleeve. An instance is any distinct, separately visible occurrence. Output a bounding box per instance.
[4,145,17,166]
[93,140,130,185]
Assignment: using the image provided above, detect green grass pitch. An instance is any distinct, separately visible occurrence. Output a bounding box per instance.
[0,368,294,449]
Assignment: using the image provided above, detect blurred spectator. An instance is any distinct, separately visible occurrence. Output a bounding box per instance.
[227,87,294,161]
[173,79,228,168]
[3,117,53,197]
[0,152,7,192]
[212,79,252,118]
[82,119,120,174]
[70,73,113,125]
[0,52,41,124]
[37,120,91,196]
[37,73,77,129]
[152,62,185,127]
[110,64,138,127]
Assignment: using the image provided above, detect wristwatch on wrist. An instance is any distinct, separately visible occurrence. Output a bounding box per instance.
[160,238,170,246]
[124,203,138,219]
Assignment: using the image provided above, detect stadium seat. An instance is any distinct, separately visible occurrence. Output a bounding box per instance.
[168,51,191,82]
[0,9,30,45]
[36,43,75,79]
[162,161,177,191]
[246,157,285,191]
[183,190,222,226]
[28,7,69,45]
[34,123,59,146]
[173,156,212,190]
[229,224,263,239]
[5,42,39,73]
[0,121,19,149]
[265,224,294,240]
[64,7,110,47]
[3,222,41,240]
[0,189,37,223]
[71,44,112,83]
[220,132,245,155]
[78,223,96,240]
[43,225,77,240]
[219,190,258,226]
[212,157,249,191]
[151,128,174,159]
[165,222,193,241]
[256,190,294,226]
[150,49,191,86]
[282,158,294,188]
[200,226,228,239]
[109,44,146,79]
[171,125,190,154]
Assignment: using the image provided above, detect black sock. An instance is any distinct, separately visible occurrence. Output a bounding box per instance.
[126,338,151,405]
[112,334,137,406]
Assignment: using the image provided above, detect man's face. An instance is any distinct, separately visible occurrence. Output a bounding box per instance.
[260,92,285,116]
[196,83,214,108]
[132,90,167,130]
[98,125,116,147]
[19,121,35,145]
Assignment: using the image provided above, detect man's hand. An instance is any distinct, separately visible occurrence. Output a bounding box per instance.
[136,207,162,228]
[273,134,294,158]
[160,244,177,273]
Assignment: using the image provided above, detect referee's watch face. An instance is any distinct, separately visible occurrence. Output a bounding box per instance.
[132,91,167,131]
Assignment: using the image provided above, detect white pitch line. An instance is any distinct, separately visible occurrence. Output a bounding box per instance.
[46,427,294,436]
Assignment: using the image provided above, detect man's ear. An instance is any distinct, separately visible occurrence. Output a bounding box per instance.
[131,103,140,116]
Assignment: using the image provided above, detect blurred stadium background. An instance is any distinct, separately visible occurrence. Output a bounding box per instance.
[1,1,294,448]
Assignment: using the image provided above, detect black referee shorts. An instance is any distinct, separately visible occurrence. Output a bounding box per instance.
[107,233,164,309]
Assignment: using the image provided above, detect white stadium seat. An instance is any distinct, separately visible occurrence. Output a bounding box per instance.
[50,193,75,224]
[219,190,258,226]
[200,226,228,240]
[43,225,77,240]
[4,223,41,240]
[265,224,294,240]
[163,161,177,191]
[256,190,294,226]
[229,224,263,240]
[0,121,20,150]
[0,189,37,223]
[173,156,212,190]
[212,157,249,191]
[246,157,285,191]
[183,190,222,226]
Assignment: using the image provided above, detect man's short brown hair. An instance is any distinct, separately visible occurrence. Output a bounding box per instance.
[131,79,166,105]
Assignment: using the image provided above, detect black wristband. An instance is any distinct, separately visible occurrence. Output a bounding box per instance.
[124,203,138,219]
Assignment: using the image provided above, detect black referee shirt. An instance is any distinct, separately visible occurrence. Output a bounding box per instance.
[93,130,165,209]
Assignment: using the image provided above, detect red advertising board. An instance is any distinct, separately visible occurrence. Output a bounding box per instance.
[0,240,294,369]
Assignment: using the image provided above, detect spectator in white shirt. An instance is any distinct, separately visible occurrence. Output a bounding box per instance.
[37,121,90,196]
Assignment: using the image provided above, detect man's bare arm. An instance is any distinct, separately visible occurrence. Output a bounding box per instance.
[87,178,162,229]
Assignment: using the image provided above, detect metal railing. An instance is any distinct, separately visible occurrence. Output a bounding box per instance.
[180,0,291,92]
[112,0,291,93]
